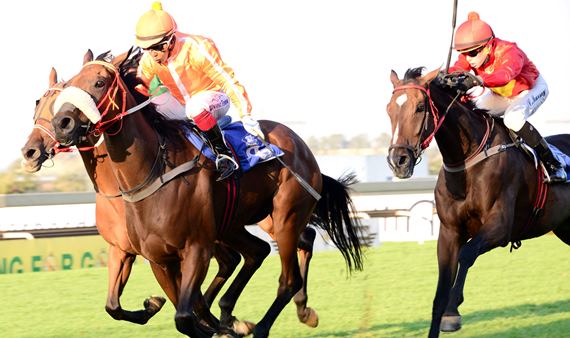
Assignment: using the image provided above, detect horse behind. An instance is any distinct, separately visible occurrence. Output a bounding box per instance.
[386,67,570,337]
[50,51,364,338]
[21,65,167,324]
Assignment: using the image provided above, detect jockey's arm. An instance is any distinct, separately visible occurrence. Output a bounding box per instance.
[199,38,252,118]
[448,55,471,74]
[479,47,524,87]
[136,53,157,89]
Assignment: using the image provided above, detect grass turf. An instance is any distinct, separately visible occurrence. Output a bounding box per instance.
[0,235,569,337]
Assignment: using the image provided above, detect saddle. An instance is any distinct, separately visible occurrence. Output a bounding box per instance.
[185,116,284,174]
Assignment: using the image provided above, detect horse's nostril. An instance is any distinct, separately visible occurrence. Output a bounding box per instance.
[59,117,72,130]
[398,156,409,166]
[24,148,38,160]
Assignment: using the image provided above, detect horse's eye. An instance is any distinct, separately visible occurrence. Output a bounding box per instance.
[35,99,40,107]
[416,103,425,113]
[95,80,106,88]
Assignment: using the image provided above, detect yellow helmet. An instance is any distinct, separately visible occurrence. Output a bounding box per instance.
[135,2,177,48]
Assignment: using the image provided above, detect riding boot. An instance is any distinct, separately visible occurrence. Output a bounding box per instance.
[516,122,567,183]
[204,125,238,181]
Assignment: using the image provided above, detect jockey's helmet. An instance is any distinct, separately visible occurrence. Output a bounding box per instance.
[135,2,177,49]
[453,12,494,53]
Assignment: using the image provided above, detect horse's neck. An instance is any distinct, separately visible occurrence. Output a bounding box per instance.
[433,95,490,165]
[78,142,120,195]
[104,113,163,192]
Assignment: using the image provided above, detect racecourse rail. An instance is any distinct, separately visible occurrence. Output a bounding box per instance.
[0,178,438,241]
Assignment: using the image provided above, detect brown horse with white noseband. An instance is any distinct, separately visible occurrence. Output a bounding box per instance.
[51,50,363,338]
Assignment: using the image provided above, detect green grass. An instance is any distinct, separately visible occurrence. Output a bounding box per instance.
[1,235,569,337]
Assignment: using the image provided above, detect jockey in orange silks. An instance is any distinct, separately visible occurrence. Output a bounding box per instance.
[449,12,566,183]
[134,2,262,181]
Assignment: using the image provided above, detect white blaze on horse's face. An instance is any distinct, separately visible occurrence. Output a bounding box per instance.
[395,94,408,106]
[387,92,411,145]
[53,86,102,123]
[391,93,409,143]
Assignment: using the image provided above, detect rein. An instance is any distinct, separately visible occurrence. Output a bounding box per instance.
[73,60,200,202]
[392,82,519,173]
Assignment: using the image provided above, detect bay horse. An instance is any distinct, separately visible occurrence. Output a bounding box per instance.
[386,67,570,337]
[50,50,363,338]
[21,58,257,334]
[21,65,167,325]
[21,49,338,336]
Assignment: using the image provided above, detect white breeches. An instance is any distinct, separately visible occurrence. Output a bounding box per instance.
[469,75,548,132]
[151,90,231,120]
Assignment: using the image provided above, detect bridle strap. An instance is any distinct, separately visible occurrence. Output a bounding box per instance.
[80,61,156,138]
[391,84,443,160]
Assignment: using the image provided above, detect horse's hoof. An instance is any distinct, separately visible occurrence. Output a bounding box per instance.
[440,315,462,332]
[301,307,319,328]
[144,296,167,313]
[232,319,256,336]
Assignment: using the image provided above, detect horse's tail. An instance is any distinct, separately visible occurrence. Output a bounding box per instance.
[311,172,364,272]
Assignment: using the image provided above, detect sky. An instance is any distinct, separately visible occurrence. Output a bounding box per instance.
[1,0,569,169]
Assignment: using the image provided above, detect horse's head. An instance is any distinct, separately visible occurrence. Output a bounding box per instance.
[21,68,65,172]
[386,67,440,179]
[52,50,134,146]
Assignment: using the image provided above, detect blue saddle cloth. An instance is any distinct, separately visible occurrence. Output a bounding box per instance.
[185,121,283,173]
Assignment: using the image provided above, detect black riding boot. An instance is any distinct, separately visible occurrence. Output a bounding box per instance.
[204,125,238,181]
[516,122,567,183]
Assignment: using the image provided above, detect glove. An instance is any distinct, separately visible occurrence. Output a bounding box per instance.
[242,115,264,141]
[148,75,168,97]
[437,72,482,93]
[458,74,482,92]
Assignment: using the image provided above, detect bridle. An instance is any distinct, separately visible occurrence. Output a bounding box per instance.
[32,85,64,157]
[390,79,504,173]
[53,60,155,152]
[388,83,443,167]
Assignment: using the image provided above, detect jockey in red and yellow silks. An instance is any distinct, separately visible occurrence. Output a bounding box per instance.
[448,11,566,183]
[450,38,539,99]
[134,1,261,181]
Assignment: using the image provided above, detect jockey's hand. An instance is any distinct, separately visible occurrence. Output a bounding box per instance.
[242,115,265,141]
[459,73,483,91]
[438,72,482,93]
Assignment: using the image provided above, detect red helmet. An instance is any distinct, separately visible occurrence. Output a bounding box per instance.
[454,12,494,52]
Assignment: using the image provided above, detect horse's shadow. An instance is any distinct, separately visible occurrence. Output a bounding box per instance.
[308,298,570,337]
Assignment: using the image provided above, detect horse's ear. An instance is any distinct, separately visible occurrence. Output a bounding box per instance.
[420,68,441,86]
[49,67,58,87]
[83,49,94,65]
[390,70,400,87]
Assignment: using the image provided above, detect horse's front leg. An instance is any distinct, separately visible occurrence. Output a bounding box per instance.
[175,244,219,338]
[429,224,461,338]
[104,245,166,324]
[440,221,507,333]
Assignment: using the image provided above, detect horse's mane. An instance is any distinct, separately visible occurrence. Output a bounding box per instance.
[94,50,191,151]
[403,67,425,83]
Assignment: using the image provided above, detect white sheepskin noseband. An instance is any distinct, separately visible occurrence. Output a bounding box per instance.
[53,86,101,123]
